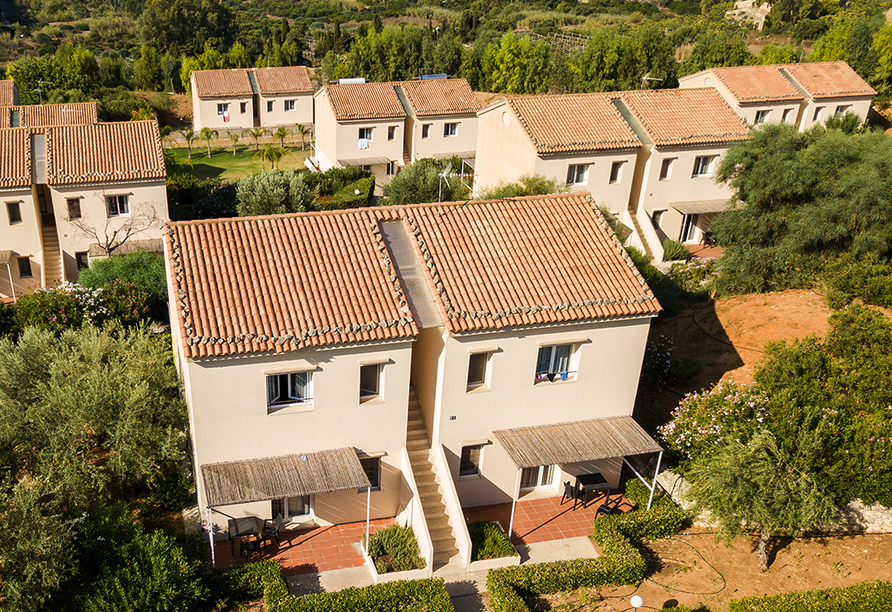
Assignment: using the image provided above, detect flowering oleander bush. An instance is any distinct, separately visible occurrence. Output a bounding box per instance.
[668,257,719,295]
[13,281,149,334]
[641,335,704,386]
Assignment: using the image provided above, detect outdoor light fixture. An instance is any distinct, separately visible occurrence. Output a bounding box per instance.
[630,595,644,611]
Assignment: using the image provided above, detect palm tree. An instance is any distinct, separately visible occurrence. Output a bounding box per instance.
[256,144,285,170]
[180,128,196,161]
[199,127,219,158]
[228,131,240,156]
[295,124,309,150]
[243,127,268,152]
[273,126,292,148]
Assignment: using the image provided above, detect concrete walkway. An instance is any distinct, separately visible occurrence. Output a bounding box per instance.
[285,535,599,611]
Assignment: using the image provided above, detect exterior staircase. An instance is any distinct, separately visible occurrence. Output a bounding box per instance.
[40,223,63,287]
[402,142,411,166]
[406,388,463,573]
[627,206,655,261]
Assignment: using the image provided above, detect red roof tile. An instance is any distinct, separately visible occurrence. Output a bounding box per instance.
[323,82,407,121]
[192,69,254,98]
[166,194,659,359]
[46,121,166,185]
[254,66,314,95]
[0,102,98,128]
[696,65,804,104]
[400,79,480,117]
[616,89,750,147]
[781,61,876,99]
[505,93,642,154]
[0,129,31,188]
[0,81,15,106]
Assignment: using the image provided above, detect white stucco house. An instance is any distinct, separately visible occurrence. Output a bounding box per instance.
[164,193,663,572]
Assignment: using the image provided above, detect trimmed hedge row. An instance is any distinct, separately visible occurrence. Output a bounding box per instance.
[208,561,454,612]
[469,520,517,561]
[486,480,689,612]
[729,581,892,612]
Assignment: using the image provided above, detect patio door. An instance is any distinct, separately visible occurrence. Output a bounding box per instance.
[272,495,311,521]
[520,464,555,489]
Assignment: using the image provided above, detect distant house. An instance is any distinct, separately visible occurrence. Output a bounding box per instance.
[191,66,314,132]
[679,61,875,130]
[0,120,169,299]
[164,193,663,572]
[0,102,98,129]
[0,80,18,107]
[313,77,479,189]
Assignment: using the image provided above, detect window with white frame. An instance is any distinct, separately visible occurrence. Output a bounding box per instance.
[359,456,381,490]
[359,363,383,402]
[106,195,129,217]
[754,110,770,124]
[679,213,699,242]
[267,371,312,412]
[17,257,32,279]
[566,164,586,185]
[443,122,458,137]
[66,198,81,220]
[284,100,295,111]
[272,496,310,520]
[6,201,21,224]
[534,343,579,383]
[216,103,228,115]
[692,156,715,178]
[466,351,493,392]
[459,444,482,477]
[659,158,674,181]
[386,161,396,176]
[359,127,373,141]
[781,108,793,123]
[609,161,624,184]
[520,464,555,489]
[421,124,431,139]
[835,105,851,117]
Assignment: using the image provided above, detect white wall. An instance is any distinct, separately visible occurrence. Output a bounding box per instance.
[259,92,314,129]
[193,95,254,132]
[410,115,478,162]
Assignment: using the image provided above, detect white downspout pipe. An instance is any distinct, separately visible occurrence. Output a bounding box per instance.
[365,486,371,552]
[207,506,216,569]
[3,262,14,302]
[507,468,521,541]
[646,451,663,511]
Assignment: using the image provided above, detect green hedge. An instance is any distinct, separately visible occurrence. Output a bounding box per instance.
[729,581,892,612]
[316,177,375,210]
[486,481,688,612]
[469,521,517,561]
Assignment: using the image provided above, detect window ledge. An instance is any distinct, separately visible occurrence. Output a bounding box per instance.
[466,384,490,395]
[359,396,384,406]
[268,402,315,415]
[459,473,482,480]
[533,377,578,387]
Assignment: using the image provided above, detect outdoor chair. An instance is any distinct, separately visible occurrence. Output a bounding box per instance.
[596,494,623,517]
[561,481,579,508]
[242,536,263,561]
[263,513,284,546]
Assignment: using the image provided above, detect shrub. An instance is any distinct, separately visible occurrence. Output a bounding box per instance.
[668,257,718,295]
[78,250,168,322]
[662,239,689,262]
[0,302,19,340]
[363,524,425,573]
[626,246,683,315]
[99,278,151,327]
[641,335,704,386]
[481,174,566,199]
[316,176,374,210]
[306,166,373,197]
[278,578,455,612]
[729,580,892,612]
[14,282,106,334]
[236,169,317,217]
[469,521,516,561]
[822,252,892,309]
[166,174,238,221]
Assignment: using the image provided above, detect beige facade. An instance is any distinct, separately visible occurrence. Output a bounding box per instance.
[1,187,43,297]
[797,96,873,131]
[407,114,478,163]
[258,92,314,129]
[192,94,255,132]
[678,72,802,127]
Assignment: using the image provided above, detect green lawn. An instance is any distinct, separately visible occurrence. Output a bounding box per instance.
[166,143,313,181]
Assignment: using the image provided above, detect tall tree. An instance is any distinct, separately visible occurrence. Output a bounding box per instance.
[199,127,218,157]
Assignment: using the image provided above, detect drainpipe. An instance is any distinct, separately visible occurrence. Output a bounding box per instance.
[3,262,14,302]
[507,468,521,541]
[207,506,216,569]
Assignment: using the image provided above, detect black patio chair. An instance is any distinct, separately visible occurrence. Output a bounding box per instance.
[242,536,263,561]
[263,513,284,546]
[561,481,579,509]
[596,494,623,517]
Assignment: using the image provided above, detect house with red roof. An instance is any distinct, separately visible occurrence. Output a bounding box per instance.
[164,193,664,575]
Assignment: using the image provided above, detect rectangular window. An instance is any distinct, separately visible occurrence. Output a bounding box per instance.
[17,257,32,279]
[835,105,851,117]
[781,108,792,123]
[443,122,458,137]
[388,126,396,141]
[6,201,21,224]
[467,351,493,392]
[267,371,312,412]
[813,106,824,122]
[566,164,586,185]
[75,252,89,270]
[659,158,674,181]
[106,195,129,217]
[385,161,396,176]
[359,363,382,401]
[534,343,578,383]
[358,127,373,141]
[240,102,247,114]
[692,156,715,178]
[359,456,381,490]
[754,110,769,124]
[284,100,295,111]
[609,161,624,184]
[267,101,274,112]
[679,213,699,242]
[459,444,482,477]
[421,124,431,139]
[272,496,310,520]
[520,464,555,489]
[651,209,665,230]
[66,198,81,220]
[216,103,228,115]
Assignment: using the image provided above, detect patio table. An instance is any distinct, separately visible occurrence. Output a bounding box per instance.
[228,516,259,555]
[575,472,610,508]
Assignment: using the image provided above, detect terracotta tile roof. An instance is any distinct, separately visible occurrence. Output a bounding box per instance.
[0,81,15,106]
[616,89,749,147]
[0,102,99,128]
[697,65,804,104]
[166,194,659,358]
[323,82,407,121]
[0,129,31,189]
[254,66,314,95]
[192,69,254,98]
[399,78,480,116]
[504,93,642,154]
[781,61,876,99]
[46,120,166,185]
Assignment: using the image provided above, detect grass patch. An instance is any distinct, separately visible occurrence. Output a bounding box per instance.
[165,144,312,181]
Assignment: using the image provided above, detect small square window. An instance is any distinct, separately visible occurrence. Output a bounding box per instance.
[692,156,715,178]
[388,126,396,141]
[467,352,492,392]
[17,257,32,279]
[216,103,228,115]
[444,122,457,137]
[566,164,586,185]
[835,105,851,117]
[284,100,295,111]
[267,101,274,112]
[459,445,482,477]
[106,195,129,217]
[359,363,382,401]
[534,344,578,383]
[659,158,674,181]
[240,102,247,114]
[813,106,824,122]
[609,161,624,184]
[6,201,21,224]
[267,371,312,412]
[359,127,373,141]
[421,124,431,139]
[67,198,81,220]
[781,108,793,123]
[359,456,381,490]
[754,110,769,124]
[75,251,89,271]
[651,209,666,230]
